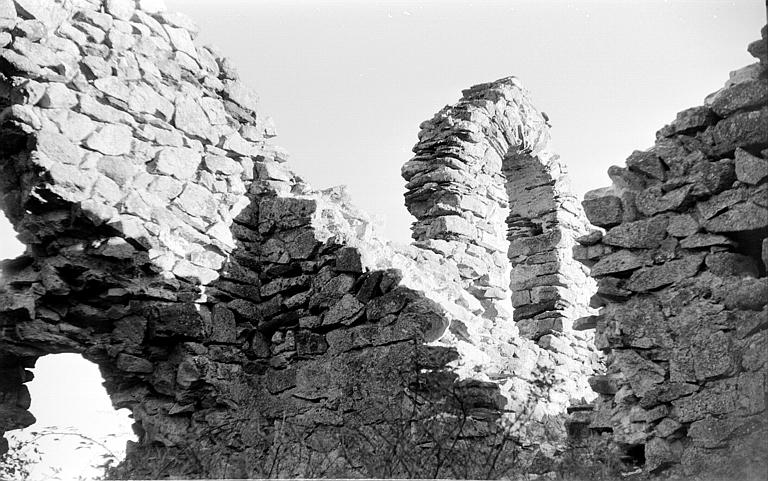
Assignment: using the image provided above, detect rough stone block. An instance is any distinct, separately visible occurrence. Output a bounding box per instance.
[603,215,669,249]
[625,254,704,292]
[84,124,133,155]
[704,202,768,232]
[582,195,623,227]
[734,148,768,185]
[626,149,667,180]
[705,252,760,278]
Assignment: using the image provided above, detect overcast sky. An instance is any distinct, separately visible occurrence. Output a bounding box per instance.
[0,1,764,478]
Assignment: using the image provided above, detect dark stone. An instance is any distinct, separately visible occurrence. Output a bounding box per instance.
[679,233,734,249]
[588,375,620,395]
[626,149,667,180]
[596,276,632,300]
[734,148,768,185]
[696,187,750,220]
[116,353,154,373]
[640,383,700,408]
[636,185,693,216]
[335,247,363,273]
[688,159,735,197]
[660,106,717,136]
[688,416,741,448]
[258,197,317,232]
[575,230,603,246]
[666,213,699,237]
[210,305,237,343]
[705,252,760,278]
[672,379,739,423]
[366,287,414,321]
[713,277,768,311]
[573,315,600,331]
[710,107,768,156]
[603,216,669,249]
[582,195,624,227]
[608,165,646,191]
[710,79,768,117]
[590,250,645,276]
[148,303,206,339]
[625,254,704,292]
[704,202,768,232]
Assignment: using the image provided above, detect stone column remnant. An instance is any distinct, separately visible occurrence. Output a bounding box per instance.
[404,78,596,341]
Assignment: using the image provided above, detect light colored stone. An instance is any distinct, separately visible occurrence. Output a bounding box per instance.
[35,130,82,165]
[223,80,259,112]
[175,183,218,220]
[173,96,211,140]
[84,124,133,155]
[163,25,197,60]
[138,0,166,13]
[105,0,135,20]
[38,82,77,108]
[173,259,218,284]
[154,147,201,180]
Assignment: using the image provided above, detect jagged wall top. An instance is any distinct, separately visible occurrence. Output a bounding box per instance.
[0,0,601,477]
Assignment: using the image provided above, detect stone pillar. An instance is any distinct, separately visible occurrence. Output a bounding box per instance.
[404,78,595,340]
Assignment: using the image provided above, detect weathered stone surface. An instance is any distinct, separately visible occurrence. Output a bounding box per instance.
[154,147,202,180]
[627,150,666,180]
[709,79,768,116]
[582,195,623,227]
[666,213,699,237]
[590,250,644,277]
[104,0,135,20]
[572,31,768,480]
[35,130,81,165]
[704,202,768,232]
[4,1,765,480]
[84,124,133,155]
[174,96,211,140]
[705,252,760,278]
[636,185,692,216]
[603,216,669,249]
[734,148,768,185]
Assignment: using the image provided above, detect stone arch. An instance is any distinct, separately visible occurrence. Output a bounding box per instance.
[403,77,594,340]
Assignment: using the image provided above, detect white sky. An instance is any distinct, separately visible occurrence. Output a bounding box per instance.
[0,0,764,476]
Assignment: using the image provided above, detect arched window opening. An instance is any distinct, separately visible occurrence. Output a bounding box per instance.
[1,354,135,481]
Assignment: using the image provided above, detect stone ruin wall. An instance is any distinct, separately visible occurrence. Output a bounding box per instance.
[0,0,602,477]
[404,78,597,341]
[572,26,768,480]
[0,0,764,478]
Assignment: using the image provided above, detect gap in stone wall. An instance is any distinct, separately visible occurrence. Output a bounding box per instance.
[5,353,135,480]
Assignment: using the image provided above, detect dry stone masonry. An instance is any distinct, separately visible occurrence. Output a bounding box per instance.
[0,0,764,478]
[573,26,768,480]
[0,0,602,477]
[404,78,597,341]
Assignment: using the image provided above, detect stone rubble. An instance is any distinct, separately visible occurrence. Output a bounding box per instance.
[572,25,768,480]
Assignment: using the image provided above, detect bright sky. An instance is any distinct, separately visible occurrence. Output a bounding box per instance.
[0,0,763,476]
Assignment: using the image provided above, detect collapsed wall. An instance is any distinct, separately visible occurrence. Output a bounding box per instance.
[574,27,768,480]
[0,0,601,477]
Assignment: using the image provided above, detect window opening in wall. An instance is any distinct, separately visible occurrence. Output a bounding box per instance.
[0,354,135,481]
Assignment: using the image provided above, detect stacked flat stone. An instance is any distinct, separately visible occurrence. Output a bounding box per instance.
[0,0,602,477]
[404,78,597,342]
[573,26,768,480]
